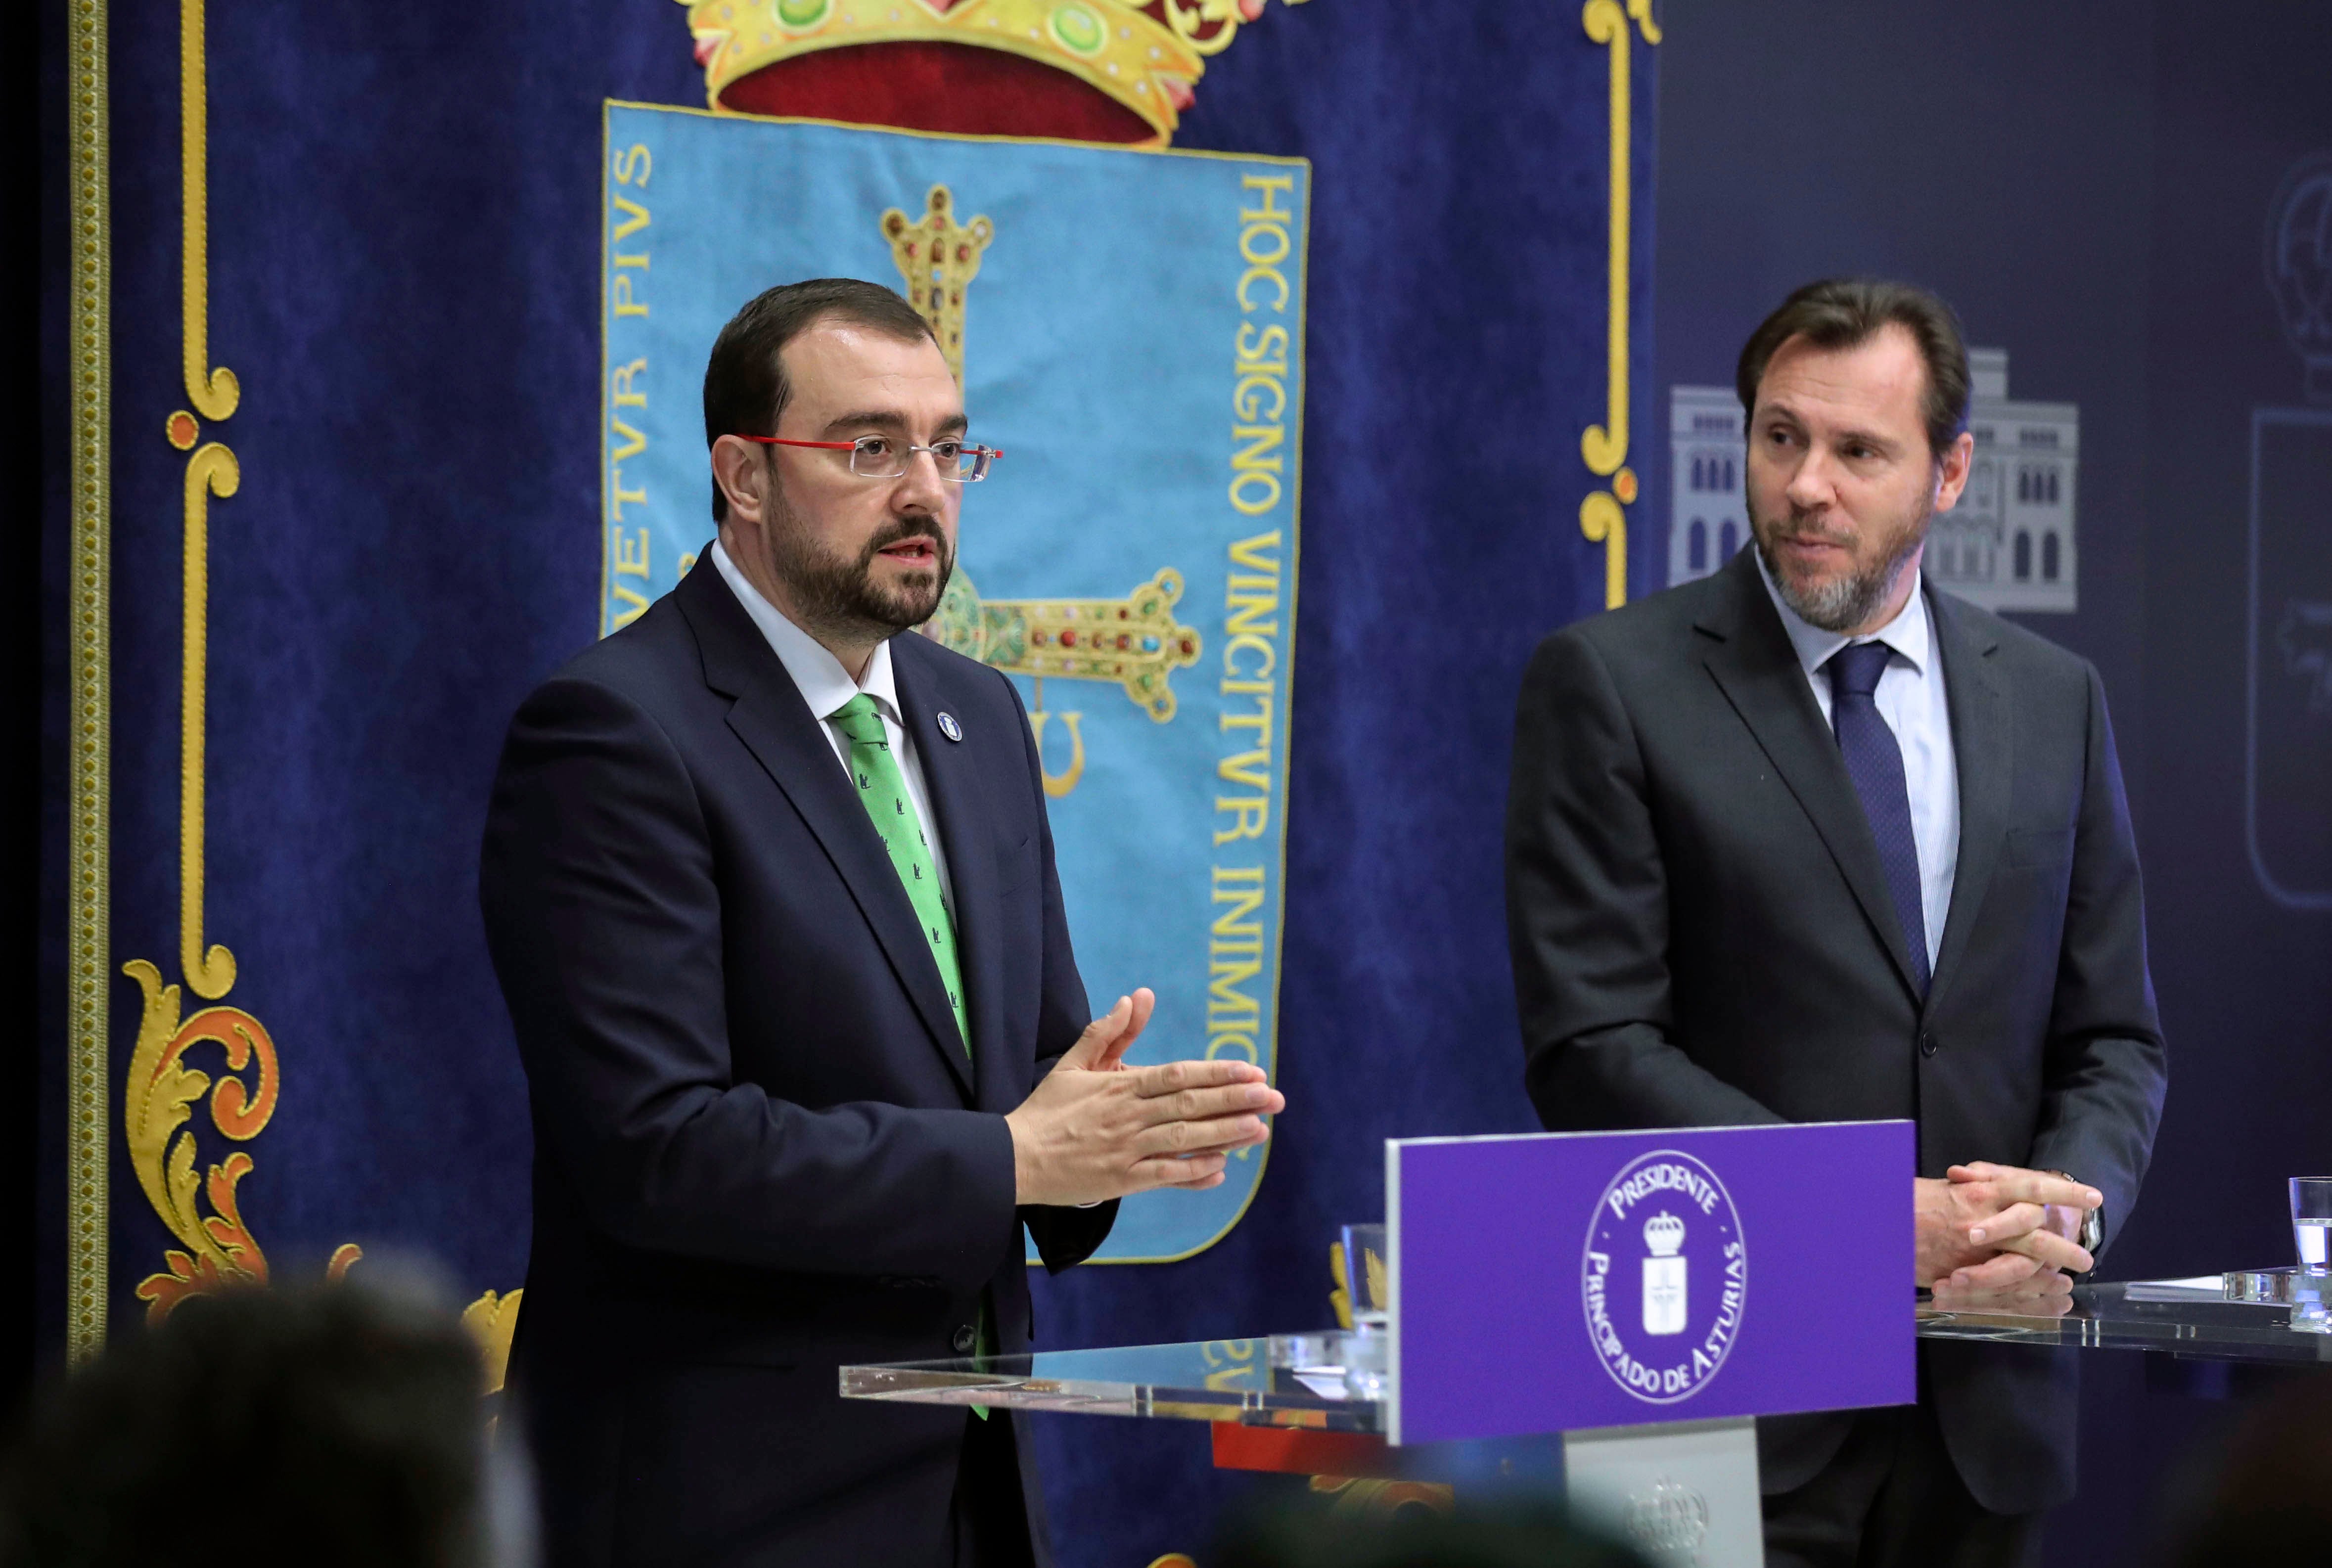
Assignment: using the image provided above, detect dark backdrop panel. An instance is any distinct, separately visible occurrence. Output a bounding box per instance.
[2105,11,2332,1563]
[1653,3,2332,1563]
[1650,0,2156,813]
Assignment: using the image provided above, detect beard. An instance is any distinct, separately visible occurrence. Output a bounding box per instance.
[758,476,954,645]
[1750,487,1933,634]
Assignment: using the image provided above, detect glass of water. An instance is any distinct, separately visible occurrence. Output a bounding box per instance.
[2290,1178,2332,1268]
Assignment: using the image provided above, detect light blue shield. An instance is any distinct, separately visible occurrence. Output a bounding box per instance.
[601,103,1307,1261]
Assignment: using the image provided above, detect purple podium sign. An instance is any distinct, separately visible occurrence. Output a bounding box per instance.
[1387,1121,1914,1445]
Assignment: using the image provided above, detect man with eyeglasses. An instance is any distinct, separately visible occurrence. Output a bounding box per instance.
[480,278,1283,1568]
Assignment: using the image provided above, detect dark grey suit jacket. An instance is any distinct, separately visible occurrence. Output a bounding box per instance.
[481,558,1113,1567]
[1504,547,2167,1513]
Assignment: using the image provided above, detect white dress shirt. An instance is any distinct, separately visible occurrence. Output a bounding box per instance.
[711,541,955,907]
[1755,553,1960,969]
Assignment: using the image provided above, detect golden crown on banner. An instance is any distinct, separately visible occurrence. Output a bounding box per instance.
[680,0,1306,144]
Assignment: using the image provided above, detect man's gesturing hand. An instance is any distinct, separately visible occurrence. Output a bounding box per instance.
[1914,1163,2100,1289]
[1005,989,1285,1208]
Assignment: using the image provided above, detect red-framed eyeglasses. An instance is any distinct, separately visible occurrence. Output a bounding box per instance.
[737,433,1002,483]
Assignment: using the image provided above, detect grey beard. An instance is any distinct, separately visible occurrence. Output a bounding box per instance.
[1753,505,1929,634]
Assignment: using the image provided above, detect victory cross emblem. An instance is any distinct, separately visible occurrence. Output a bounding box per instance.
[886,185,1204,797]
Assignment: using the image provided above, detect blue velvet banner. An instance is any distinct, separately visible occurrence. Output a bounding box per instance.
[43,1,1654,1562]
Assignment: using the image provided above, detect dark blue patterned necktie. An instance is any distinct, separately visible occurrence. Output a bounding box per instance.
[1826,641,1930,996]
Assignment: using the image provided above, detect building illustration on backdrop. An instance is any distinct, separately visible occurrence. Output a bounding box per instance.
[2246,150,2332,911]
[1666,349,2078,613]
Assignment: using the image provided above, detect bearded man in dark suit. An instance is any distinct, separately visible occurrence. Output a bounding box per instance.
[1504,278,2166,1568]
[482,278,1283,1568]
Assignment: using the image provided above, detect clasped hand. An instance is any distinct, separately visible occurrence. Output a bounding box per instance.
[1915,1161,2099,1290]
[1006,988,1284,1208]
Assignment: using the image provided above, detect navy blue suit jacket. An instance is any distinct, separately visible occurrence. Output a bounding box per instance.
[1506,548,2167,1514]
[480,558,1113,1567]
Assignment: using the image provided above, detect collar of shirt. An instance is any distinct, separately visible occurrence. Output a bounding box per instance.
[1752,543,1933,680]
[710,539,904,727]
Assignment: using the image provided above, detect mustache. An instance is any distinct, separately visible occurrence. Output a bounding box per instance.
[1771,517,1855,548]
[858,517,948,564]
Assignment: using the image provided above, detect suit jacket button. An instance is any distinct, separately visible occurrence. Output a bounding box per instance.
[952,1325,978,1355]
[1918,1030,1939,1058]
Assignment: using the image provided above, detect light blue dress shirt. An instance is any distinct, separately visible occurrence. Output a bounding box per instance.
[1755,554,1961,970]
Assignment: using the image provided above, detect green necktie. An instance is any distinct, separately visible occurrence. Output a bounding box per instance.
[832,694,992,1415]
[831,694,968,1058]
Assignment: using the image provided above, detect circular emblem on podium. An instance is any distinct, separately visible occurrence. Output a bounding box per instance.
[1625,1477,1711,1557]
[1581,1149,1747,1405]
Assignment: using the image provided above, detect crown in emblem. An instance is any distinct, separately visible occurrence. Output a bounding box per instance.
[1625,1478,1710,1555]
[1643,1211,1686,1257]
[883,186,992,386]
[678,0,1303,147]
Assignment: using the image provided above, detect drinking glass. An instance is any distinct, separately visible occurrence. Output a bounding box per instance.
[1336,1222,1390,1400]
[2290,1178,2332,1268]
[1340,1223,1389,1328]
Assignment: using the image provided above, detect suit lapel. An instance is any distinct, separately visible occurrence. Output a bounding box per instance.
[892,638,1012,1113]
[678,564,974,1097]
[1924,587,2010,1013]
[1695,551,1926,1002]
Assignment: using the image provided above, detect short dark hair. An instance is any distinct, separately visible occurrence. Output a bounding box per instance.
[0,1281,489,1568]
[701,277,939,522]
[1735,277,1970,459]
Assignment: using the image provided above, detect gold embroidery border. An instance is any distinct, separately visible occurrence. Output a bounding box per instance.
[66,0,526,1361]
[119,0,300,1328]
[1578,0,1659,609]
[62,0,527,1362]
[67,0,113,1365]
[171,0,239,1003]
[175,436,239,1002]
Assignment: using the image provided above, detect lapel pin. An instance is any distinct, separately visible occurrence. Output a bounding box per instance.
[936,712,963,742]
